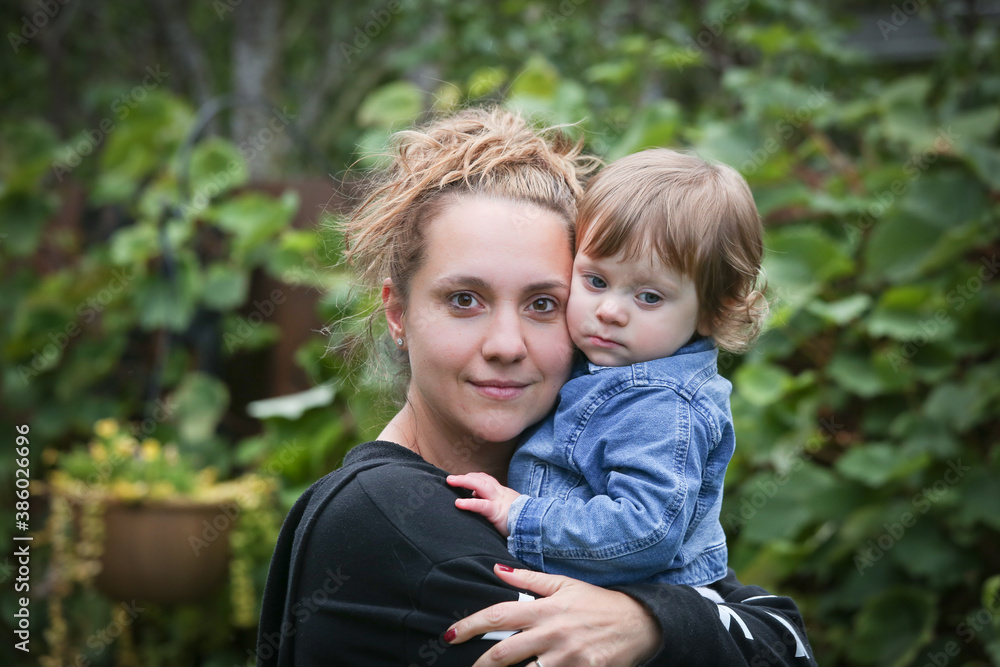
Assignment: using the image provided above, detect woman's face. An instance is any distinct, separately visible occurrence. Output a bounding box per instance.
[391,195,575,455]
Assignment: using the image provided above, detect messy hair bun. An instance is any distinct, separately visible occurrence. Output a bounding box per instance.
[341,107,599,297]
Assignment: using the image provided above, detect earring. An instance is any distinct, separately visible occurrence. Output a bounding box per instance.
[396,338,404,347]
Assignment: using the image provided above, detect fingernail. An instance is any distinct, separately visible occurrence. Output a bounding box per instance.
[497,563,514,572]
[443,628,457,643]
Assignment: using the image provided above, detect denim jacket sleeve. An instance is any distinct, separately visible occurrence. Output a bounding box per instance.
[507,383,722,586]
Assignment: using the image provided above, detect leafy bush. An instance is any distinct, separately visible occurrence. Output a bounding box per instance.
[2,2,998,665]
[0,88,386,664]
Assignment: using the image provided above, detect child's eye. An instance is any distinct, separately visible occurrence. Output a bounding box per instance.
[638,292,661,305]
[528,297,557,313]
[585,275,607,289]
[450,292,481,309]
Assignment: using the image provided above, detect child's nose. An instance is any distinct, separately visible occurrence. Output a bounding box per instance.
[595,297,628,325]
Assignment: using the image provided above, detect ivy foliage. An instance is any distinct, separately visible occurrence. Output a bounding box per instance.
[1,1,998,665]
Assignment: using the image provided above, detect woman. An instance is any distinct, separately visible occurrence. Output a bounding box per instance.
[257,108,815,666]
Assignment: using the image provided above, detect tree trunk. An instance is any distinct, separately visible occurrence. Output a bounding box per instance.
[231,0,285,180]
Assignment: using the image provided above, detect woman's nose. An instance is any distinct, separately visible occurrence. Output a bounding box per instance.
[595,297,628,326]
[482,305,528,363]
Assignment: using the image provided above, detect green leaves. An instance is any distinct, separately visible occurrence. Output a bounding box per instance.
[734,362,794,407]
[187,136,248,198]
[203,190,299,262]
[169,371,230,445]
[836,443,930,488]
[201,263,249,311]
[357,81,424,128]
[865,285,953,341]
[863,170,989,284]
[763,226,853,320]
[849,588,937,667]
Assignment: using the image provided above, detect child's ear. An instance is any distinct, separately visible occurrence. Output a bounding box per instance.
[696,307,716,338]
[696,317,713,338]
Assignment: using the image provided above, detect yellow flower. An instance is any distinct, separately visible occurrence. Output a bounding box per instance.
[112,436,137,458]
[149,481,176,499]
[89,443,108,463]
[110,480,143,501]
[197,467,219,487]
[140,439,161,461]
[94,419,119,439]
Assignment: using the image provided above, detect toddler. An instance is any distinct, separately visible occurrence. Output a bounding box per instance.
[448,148,766,587]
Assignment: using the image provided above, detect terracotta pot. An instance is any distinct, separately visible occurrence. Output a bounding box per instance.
[94,501,235,604]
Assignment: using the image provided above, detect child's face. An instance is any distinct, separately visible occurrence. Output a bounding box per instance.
[567,251,708,367]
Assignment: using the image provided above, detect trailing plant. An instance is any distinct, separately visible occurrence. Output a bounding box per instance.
[38,417,281,666]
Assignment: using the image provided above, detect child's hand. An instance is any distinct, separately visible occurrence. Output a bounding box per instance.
[446,472,522,537]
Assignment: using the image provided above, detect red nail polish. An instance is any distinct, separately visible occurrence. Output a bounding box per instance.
[497,563,514,572]
[444,628,457,643]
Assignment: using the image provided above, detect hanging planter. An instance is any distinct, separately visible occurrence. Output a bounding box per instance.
[40,418,280,665]
[94,499,236,604]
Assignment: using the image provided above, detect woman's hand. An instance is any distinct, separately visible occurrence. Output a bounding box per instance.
[445,564,661,667]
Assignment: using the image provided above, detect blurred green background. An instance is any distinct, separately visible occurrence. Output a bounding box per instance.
[1,1,998,665]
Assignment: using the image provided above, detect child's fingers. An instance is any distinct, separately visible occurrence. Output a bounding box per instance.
[454,497,493,515]
[447,473,495,498]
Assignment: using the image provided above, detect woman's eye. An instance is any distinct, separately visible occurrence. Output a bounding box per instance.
[638,292,661,305]
[529,297,556,313]
[450,293,480,309]
[585,275,607,289]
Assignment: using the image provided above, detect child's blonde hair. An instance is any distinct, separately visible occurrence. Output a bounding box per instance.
[576,148,767,353]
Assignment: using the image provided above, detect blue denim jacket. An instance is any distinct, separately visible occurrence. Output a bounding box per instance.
[507,337,733,587]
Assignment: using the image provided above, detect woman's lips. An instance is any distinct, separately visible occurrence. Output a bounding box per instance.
[469,380,530,400]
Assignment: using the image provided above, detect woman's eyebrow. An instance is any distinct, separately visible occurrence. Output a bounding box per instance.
[523,280,569,294]
[431,275,568,294]
[432,275,491,291]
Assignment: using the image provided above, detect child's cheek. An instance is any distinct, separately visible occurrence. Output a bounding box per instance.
[565,290,587,340]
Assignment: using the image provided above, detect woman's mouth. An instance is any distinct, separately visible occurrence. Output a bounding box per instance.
[469,379,530,400]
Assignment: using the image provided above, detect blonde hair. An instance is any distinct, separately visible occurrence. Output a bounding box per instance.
[576,148,767,353]
[339,107,599,380]
[343,107,598,298]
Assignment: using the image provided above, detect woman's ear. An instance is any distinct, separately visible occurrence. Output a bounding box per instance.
[382,278,405,342]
